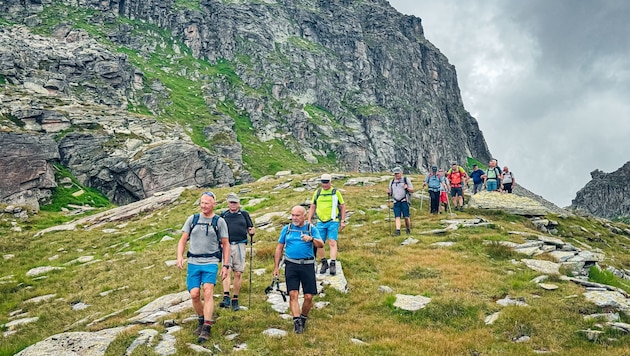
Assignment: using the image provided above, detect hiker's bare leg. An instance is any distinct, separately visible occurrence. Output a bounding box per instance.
[289,290,301,317]
[404,217,411,229]
[190,287,204,316]
[395,217,401,230]
[316,246,326,260]
[202,283,215,321]
[329,239,338,260]
[233,271,243,296]
[301,293,314,316]
[222,272,231,295]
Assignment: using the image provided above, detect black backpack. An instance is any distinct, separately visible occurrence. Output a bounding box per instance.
[389,177,411,203]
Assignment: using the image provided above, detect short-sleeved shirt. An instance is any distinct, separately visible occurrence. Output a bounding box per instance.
[470,169,484,184]
[278,223,322,259]
[311,188,345,222]
[222,209,253,243]
[390,177,413,202]
[181,214,228,265]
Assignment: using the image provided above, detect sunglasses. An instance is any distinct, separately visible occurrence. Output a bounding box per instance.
[321,180,330,183]
[202,191,215,198]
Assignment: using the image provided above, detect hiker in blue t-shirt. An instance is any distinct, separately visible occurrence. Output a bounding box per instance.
[469,164,485,194]
[274,205,324,334]
[422,166,447,214]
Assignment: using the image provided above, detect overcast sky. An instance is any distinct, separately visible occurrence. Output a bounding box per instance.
[388,0,630,207]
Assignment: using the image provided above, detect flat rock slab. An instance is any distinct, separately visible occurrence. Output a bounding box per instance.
[393,294,431,311]
[583,291,630,314]
[15,326,130,356]
[521,259,561,275]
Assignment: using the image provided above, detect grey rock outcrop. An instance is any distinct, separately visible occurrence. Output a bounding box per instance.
[571,162,630,219]
[0,132,59,209]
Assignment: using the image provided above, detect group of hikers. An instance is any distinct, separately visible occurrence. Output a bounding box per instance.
[176,173,346,341]
[176,160,515,341]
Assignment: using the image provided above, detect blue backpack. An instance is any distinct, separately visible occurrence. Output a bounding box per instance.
[426,174,443,191]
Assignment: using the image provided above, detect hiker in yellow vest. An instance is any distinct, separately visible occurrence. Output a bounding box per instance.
[307,173,346,276]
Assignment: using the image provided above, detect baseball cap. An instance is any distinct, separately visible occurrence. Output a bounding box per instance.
[320,173,332,182]
[431,166,438,172]
[226,193,240,203]
[392,167,402,174]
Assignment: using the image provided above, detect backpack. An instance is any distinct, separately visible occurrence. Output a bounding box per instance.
[389,177,411,203]
[186,213,222,259]
[426,173,443,190]
[486,167,501,180]
[448,171,463,187]
[220,209,253,244]
[313,188,341,221]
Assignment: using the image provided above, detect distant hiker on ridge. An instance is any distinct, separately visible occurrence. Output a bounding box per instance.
[422,166,447,214]
[483,159,503,192]
[177,191,230,343]
[387,166,414,234]
[469,164,485,194]
[501,166,516,193]
[447,162,468,211]
[307,173,346,276]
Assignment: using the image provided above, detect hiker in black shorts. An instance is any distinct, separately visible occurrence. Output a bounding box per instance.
[273,206,324,334]
[219,193,255,311]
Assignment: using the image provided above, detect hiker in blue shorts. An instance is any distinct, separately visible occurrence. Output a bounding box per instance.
[387,167,414,234]
[177,192,230,343]
[483,159,503,192]
[307,173,346,276]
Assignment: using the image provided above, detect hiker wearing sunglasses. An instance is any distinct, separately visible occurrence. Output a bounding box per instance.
[177,191,230,343]
[307,173,346,276]
[273,205,324,334]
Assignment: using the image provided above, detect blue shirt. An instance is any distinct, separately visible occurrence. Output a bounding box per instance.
[470,169,485,184]
[278,223,322,259]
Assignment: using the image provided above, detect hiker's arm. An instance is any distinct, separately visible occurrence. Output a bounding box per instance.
[312,238,324,249]
[220,238,230,280]
[307,203,316,224]
[339,204,346,231]
[272,243,284,277]
[176,232,189,269]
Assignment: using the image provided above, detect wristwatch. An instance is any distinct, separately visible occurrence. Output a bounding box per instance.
[222,265,230,269]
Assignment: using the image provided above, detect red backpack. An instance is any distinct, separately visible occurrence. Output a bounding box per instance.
[449,171,463,187]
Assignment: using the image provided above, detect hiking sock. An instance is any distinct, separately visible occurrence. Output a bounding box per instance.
[406,228,411,234]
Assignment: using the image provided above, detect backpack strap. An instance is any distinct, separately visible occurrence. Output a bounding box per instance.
[187,213,222,259]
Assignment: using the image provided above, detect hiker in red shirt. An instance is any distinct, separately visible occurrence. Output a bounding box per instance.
[447,163,468,212]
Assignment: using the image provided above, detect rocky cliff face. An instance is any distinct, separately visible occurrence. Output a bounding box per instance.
[0,0,493,209]
[571,162,630,219]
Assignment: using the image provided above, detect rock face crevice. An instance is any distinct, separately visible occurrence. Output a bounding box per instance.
[571,162,630,219]
[1,0,494,209]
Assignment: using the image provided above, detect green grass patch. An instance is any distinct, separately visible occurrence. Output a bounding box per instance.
[589,266,630,294]
[39,163,112,212]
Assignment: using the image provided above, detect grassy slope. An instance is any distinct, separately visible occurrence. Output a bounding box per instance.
[1,174,630,355]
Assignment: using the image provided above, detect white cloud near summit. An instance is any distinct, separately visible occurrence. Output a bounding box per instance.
[389,0,630,207]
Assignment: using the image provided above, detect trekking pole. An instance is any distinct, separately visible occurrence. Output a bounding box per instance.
[248,233,253,309]
[387,194,392,235]
[446,190,454,216]
[420,187,424,211]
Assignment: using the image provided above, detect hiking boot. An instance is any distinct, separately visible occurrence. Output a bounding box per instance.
[329,260,337,276]
[319,259,329,274]
[394,230,401,236]
[300,315,308,330]
[219,295,230,309]
[293,318,304,334]
[406,228,411,234]
[197,324,211,343]
[193,321,204,336]
[231,299,240,311]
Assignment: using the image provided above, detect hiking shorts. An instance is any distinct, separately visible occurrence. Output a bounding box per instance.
[186,263,218,291]
[315,220,339,243]
[487,180,498,191]
[451,187,463,197]
[393,201,410,218]
[502,183,513,193]
[440,191,448,203]
[228,243,247,273]
[285,261,317,295]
